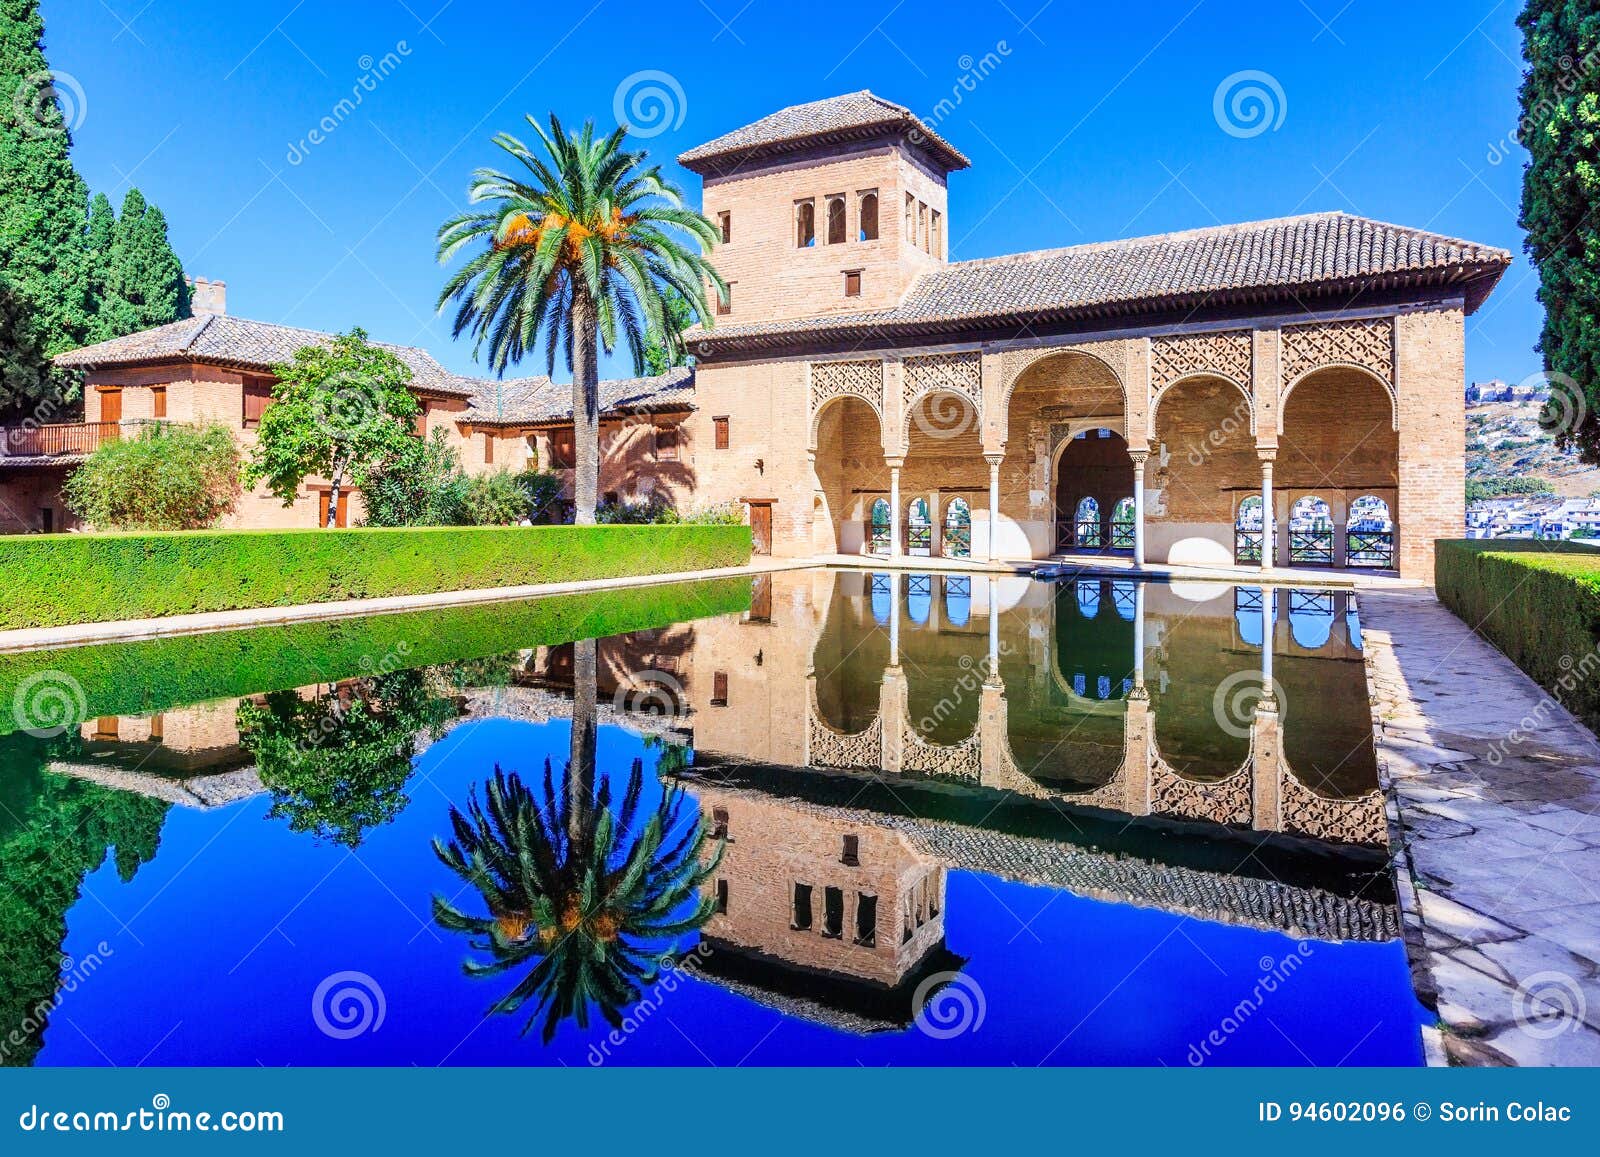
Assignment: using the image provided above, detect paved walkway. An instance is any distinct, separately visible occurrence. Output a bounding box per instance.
[1360,589,1600,1065]
[0,558,813,654]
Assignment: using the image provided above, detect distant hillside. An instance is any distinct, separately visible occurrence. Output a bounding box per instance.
[1466,399,1600,498]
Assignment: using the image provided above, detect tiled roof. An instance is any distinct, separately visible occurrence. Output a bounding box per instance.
[461,366,695,426]
[692,212,1514,353]
[678,90,969,175]
[54,315,475,398]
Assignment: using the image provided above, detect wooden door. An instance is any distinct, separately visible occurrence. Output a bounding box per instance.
[748,502,772,555]
[98,388,122,422]
[317,491,350,528]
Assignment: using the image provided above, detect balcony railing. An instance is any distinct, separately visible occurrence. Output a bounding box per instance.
[0,421,139,461]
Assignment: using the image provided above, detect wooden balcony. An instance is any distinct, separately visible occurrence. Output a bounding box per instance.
[0,420,147,462]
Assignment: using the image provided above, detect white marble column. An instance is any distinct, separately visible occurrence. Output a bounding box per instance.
[889,571,902,665]
[1130,449,1148,568]
[1261,587,1275,695]
[1259,453,1275,572]
[988,576,1001,678]
[986,455,1003,562]
[889,459,903,558]
[1133,581,1146,689]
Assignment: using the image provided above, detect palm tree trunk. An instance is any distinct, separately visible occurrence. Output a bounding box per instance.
[568,636,598,847]
[570,286,600,525]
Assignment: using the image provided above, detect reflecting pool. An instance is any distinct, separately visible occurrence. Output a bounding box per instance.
[0,570,1425,1066]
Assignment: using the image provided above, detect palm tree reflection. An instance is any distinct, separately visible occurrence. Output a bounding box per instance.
[433,638,723,1042]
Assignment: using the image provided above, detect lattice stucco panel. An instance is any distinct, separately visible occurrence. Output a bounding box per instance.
[1281,318,1394,386]
[1279,775,1388,847]
[900,723,982,780]
[1150,330,1252,392]
[808,713,884,771]
[810,358,884,416]
[903,351,981,408]
[1150,760,1252,826]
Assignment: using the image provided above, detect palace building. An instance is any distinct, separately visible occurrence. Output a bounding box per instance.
[6,91,1510,579]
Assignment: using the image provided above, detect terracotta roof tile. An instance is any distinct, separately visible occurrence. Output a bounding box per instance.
[460,366,695,426]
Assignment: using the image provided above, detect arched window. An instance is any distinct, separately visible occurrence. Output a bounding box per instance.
[1073,496,1101,549]
[906,498,932,555]
[943,497,972,558]
[1111,497,1136,551]
[1075,578,1101,619]
[796,201,815,248]
[826,196,846,244]
[943,575,971,627]
[904,193,915,241]
[1289,496,1332,566]
[858,191,878,241]
[868,498,891,555]
[1346,495,1394,569]
[1235,494,1264,564]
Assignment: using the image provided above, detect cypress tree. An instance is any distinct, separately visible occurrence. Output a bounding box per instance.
[1518,1,1600,458]
[0,0,90,390]
[106,187,188,333]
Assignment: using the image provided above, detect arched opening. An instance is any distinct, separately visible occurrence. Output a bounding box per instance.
[858,192,878,241]
[1234,494,1264,564]
[867,497,891,555]
[1346,494,1394,569]
[1053,429,1131,552]
[943,574,971,627]
[813,394,885,556]
[1288,496,1333,567]
[1150,375,1256,569]
[826,196,846,244]
[811,573,889,736]
[1001,351,1125,560]
[906,498,933,557]
[943,497,972,558]
[796,200,815,247]
[1278,367,1398,569]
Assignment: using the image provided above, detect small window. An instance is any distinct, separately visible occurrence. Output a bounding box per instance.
[931,209,942,259]
[412,400,429,437]
[717,282,732,316]
[655,424,679,462]
[792,883,813,931]
[855,893,877,947]
[711,671,729,706]
[548,427,575,469]
[242,378,273,429]
[796,200,815,247]
[858,191,878,241]
[904,192,915,240]
[826,196,845,244]
[844,270,862,298]
[713,416,729,450]
[822,886,844,938]
[717,210,731,244]
[151,386,167,418]
[484,432,494,464]
[918,201,928,252]
[710,807,729,839]
[715,879,729,915]
[841,834,860,866]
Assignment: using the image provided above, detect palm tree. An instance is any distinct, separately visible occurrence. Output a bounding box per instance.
[436,116,723,523]
[432,755,724,1042]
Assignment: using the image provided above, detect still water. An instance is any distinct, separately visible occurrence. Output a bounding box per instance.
[0,569,1425,1066]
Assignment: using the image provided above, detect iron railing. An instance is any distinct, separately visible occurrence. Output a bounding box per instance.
[1346,529,1394,569]
[1236,528,1264,564]
[905,522,933,554]
[943,522,972,558]
[1110,517,1135,551]
[1289,528,1333,566]
[867,523,891,554]
[0,421,131,460]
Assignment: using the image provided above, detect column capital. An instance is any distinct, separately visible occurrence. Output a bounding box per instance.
[1257,449,1277,465]
[886,456,905,470]
[984,453,1005,468]
[1128,448,1150,466]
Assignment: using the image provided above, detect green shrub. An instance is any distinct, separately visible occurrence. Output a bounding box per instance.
[1436,539,1600,733]
[361,430,471,527]
[62,422,241,530]
[1464,476,1556,502]
[0,523,752,630]
[596,496,747,525]
[463,468,563,525]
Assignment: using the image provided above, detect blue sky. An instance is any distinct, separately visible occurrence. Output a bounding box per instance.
[45,0,1536,385]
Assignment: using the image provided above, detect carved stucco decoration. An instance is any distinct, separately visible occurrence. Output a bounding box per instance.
[1150,330,1253,394]
[1150,758,1252,826]
[900,722,983,781]
[903,351,982,409]
[809,358,883,420]
[808,712,884,772]
[1279,774,1388,847]
[999,342,1126,400]
[1281,318,1394,388]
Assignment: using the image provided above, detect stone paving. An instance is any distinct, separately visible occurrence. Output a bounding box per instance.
[1360,589,1600,1065]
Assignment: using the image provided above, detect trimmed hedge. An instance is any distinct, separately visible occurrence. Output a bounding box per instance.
[0,575,752,736]
[0,523,752,630]
[1435,539,1600,733]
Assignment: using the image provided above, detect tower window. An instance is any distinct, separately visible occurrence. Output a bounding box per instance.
[715,879,729,914]
[844,270,862,298]
[904,193,914,240]
[716,282,733,316]
[822,887,844,938]
[858,191,878,240]
[931,209,943,258]
[826,196,846,244]
[918,201,928,252]
[713,416,729,449]
[796,200,815,247]
[855,893,877,946]
[717,211,731,243]
[792,883,813,930]
[841,834,860,865]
